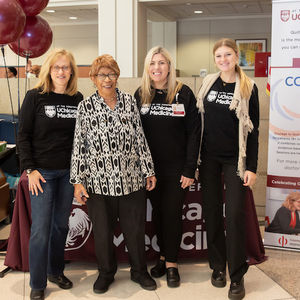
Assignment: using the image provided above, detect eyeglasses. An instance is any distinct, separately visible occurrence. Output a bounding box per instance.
[52,65,70,72]
[96,73,118,80]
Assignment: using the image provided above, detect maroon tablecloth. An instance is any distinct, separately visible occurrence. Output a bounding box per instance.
[4,173,266,271]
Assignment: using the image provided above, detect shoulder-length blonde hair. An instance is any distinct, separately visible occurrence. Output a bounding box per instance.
[35,48,79,96]
[282,191,300,212]
[139,46,182,104]
[213,38,252,99]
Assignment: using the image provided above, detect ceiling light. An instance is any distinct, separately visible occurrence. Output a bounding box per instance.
[69,16,78,20]
[194,10,203,14]
[186,2,191,5]
[46,9,55,13]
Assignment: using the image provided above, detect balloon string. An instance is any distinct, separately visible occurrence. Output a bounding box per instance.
[17,39,20,116]
[1,46,15,122]
[25,56,28,95]
[1,46,18,146]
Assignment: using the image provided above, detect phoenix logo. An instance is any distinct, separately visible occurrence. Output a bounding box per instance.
[65,207,92,250]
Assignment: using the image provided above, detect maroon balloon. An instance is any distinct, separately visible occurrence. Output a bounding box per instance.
[17,0,49,16]
[0,0,26,45]
[9,16,53,58]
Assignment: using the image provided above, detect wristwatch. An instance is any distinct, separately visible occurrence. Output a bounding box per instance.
[26,169,35,175]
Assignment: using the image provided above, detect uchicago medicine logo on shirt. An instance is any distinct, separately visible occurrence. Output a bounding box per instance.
[140,104,151,115]
[207,90,218,102]
[44,105,77,119]
[207,90,233,105]
[44,105,56,118]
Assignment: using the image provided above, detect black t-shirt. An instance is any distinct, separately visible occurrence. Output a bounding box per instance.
[134,84,201,178]
[203,76,259,172]
[17,88,83,171]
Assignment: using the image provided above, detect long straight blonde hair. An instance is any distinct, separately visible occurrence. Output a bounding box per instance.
[139,46,182,104]
[35,48,79,96]
[213,38,252,99]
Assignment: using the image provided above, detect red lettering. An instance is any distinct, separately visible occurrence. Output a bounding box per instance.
[291,13,300,20]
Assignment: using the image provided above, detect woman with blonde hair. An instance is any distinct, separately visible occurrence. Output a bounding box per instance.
[134,46,201,287]
[18,48,83,300]
[196,38,259,300]
[266,191,300,234]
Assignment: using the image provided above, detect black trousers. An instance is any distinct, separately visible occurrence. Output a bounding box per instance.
[148,175,186,262]
[87,189,147,279]
[200,156,249,282]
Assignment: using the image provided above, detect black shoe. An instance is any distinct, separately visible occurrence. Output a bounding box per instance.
[48,274,73,289]
[166,267,180,288]
[228,278,245,300]
[211,269,226,288]
[93,275,114,294]
[30,289,44,300]
[131,271,157,291]
[150,259,166,278]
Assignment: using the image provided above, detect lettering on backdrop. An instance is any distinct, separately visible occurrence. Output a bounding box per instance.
[280,10,300,22]
[285,76,300,86]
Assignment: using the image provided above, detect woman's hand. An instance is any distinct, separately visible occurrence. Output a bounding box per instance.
[180,175,194,189]
[74,184,89,205]
[28,170,46,196]
[243,170,257,187]
[146,176,156,191]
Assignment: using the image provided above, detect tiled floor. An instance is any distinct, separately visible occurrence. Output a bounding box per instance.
[0,259,296,300]
[0,223,299,300]
[257,248,300,300]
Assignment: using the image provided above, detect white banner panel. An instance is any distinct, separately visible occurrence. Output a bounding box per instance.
[264,0,300,250]
[271,0,300,67]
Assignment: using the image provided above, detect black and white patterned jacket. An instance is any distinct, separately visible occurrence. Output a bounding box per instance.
[70,89,155,196]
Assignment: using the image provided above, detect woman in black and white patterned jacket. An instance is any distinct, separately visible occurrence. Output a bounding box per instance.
[70,54,157,293]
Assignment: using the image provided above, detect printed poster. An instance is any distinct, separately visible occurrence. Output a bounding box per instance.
[264,0,300,250]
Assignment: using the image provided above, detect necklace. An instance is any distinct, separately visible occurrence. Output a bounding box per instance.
[220,73,236,86]
[103,94,117,102]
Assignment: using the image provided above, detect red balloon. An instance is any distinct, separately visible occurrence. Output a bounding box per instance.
[9,16,53,58]
[17,0,49,16]
[0,0,26,45]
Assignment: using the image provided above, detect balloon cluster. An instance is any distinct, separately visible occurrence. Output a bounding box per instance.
[0,0,52,58]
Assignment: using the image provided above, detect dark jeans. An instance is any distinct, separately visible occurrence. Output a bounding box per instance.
[200,157,249,282]
[29,169,74,290]
[148,175,186,262]
[87,189,147,279]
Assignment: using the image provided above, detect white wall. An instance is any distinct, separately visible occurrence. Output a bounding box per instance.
[177,16,272,77]
[137,3,148,76]
[1,24,98,68]
[147,21,177,66]
[1,15,271,77]
[52,24,98,65]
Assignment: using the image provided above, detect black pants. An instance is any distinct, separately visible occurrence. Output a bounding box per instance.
[87,189,147,279]
[200,156,249,282]
[148,175,186,262]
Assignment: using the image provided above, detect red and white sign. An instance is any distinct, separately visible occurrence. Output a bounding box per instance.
[264,0,300,251]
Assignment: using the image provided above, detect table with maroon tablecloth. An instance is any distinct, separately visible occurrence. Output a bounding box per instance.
[4,172,266,272]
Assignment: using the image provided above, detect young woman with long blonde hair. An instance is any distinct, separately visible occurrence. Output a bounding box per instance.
[196,38,259,300]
